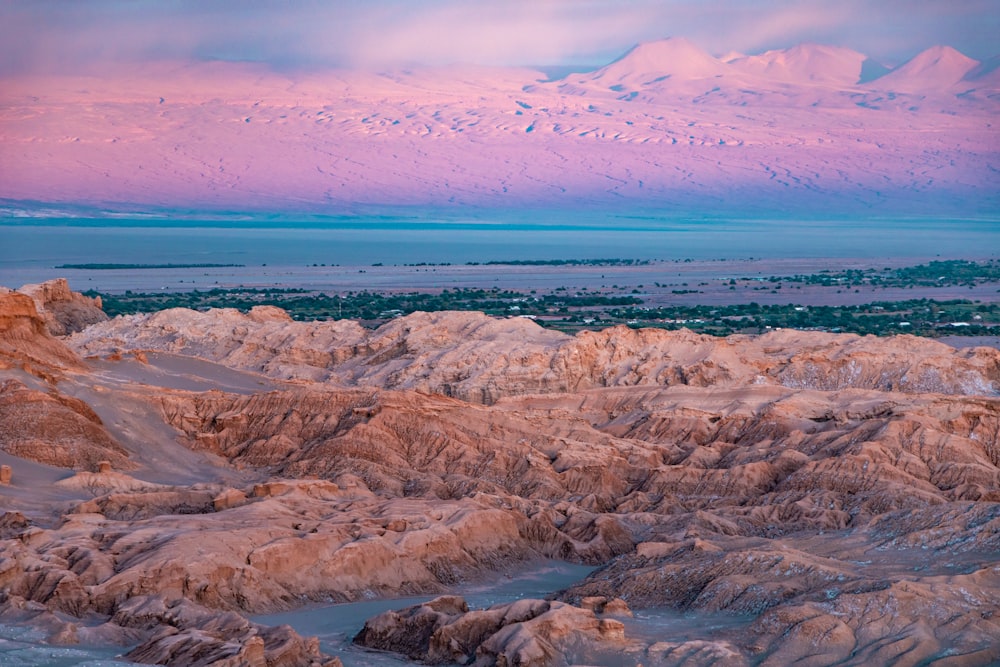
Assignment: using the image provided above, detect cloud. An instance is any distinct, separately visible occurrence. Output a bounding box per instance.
[2,0,997,76]
[332,2,658,68]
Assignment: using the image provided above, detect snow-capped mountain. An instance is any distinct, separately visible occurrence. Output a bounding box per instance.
[0,39,996,216]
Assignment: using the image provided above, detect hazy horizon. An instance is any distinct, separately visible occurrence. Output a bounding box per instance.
[3,1,998,76]
[1,4,996,219]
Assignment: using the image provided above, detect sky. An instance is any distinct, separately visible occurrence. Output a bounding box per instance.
[2,0,998,76]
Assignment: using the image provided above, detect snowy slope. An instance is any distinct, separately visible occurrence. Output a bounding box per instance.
[581,37,731,87]
[728,44,867,86]
[871,46,980,92]
[0,39,996,216]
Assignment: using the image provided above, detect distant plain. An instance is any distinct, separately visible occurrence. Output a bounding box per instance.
[2,215,998,299]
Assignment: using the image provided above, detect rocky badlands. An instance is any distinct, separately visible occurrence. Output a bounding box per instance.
[1,279,998,666]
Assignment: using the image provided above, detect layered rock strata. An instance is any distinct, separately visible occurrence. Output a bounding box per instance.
[1,284,998,666]
[354,595,628,666]
[72,308,999,401]
[18,278,108,336]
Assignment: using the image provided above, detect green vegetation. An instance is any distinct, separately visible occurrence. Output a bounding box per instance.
[83,259,1000,337]
[769,259,1000,290]
[90,287,641,322]
[606,299,999,337]
[57,263,244,270]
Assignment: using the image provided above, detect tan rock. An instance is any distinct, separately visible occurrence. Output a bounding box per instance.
[0,379,131,470]
[0,289,82,371]
[3,295,1000,667]
[579,595,608,611]
[70,308,1000,401]
[598,617,626,640]
[648,640,749,666]
[355,596,618,666]
[121,597,327,667]
[0,511,29,538]
[213,488,248,511]
[18,278,108,336]
[602,598,632,617]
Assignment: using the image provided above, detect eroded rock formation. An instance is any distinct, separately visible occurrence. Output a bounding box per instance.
[354,595,627,666]
[72,308,1000,401]
[2,284,999,666]
[0,286,83,374]
[0,378,131,470]
[18,278,108,336]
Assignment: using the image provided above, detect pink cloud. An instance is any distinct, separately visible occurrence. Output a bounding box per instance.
[1,0,997,75]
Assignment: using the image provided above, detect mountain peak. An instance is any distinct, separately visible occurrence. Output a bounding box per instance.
[871,45,979,91]
[586,37,728,87]
[728,43,866,86]
[902,45,978,74]
[623,36,707,58]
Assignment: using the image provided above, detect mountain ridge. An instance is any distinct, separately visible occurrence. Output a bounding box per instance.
[871,44,982,91]
[1,38,996,215]
[581,37,731,87]
[727,43,868,86]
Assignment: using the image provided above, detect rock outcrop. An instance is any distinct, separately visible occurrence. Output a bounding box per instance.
[18,278,108,336]
[0,378,131,470]
[2,285,1000,666]
[0,287,82,373]
[354,595,625,666]
[118,596,340,667]
[71,308,999,401]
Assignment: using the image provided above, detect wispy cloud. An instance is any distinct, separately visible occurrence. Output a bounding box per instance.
[2,0,997,75]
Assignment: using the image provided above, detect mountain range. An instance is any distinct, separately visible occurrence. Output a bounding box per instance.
[0,38,997,216]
